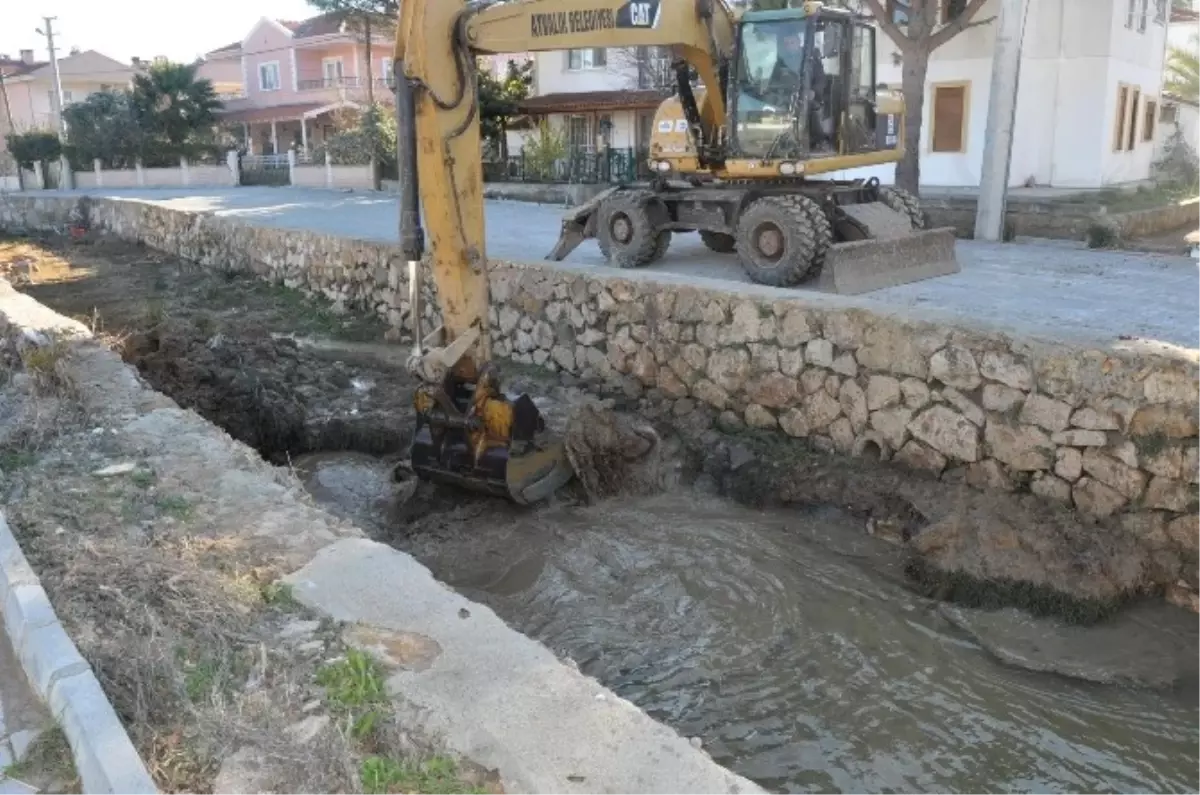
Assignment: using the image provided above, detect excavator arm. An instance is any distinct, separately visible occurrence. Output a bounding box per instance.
[393,0,735,503]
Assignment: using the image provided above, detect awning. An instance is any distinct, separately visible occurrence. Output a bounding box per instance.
[216,103,324,124]
[518,89,670,115]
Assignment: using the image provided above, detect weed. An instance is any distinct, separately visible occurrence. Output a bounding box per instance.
[142,299,168,330]
[183,657,222,703]
[155,494,194,521]
[20,335,73,393]
[261,580,299,608]
[131,469,156,489]
[3,726,79,792]
[360,755,484,795]
[317,649,389,741]
[1086,221,1121,249]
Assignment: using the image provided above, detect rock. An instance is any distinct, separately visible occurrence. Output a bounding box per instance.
[855,326,928,378]
[824,374,841,397]
[1143,369,1200,405]
[1142,446,1185,479]
[657,367,689,399]
[749,343,780,372]
[1019,394,1072,433]
[1071,407,1120,430]
[804,338,833,368]
[515,329,535,353]
[831,353,858,377]
[1166,583,1199,613]
[716,410,743,432]
[672,398,696,416]
[1111,440,1139,468]
[1167,514,1198,554]
[278,619,320,640]
[803,390,842,430]
[980,351,1034,390]
[966,459,1015,492]
[984,421,1054,471]
[1143,476,1195,512]
[692,379,729,410]
[534,321,555,350]
[744,404,777,429]
[1185,446,1199,484]
[982,383,1025,413]
[577,328,605,346]
[908,406,979,462]
[838,379,869,433]
[746,372,798,409]
[532,349,550,366]
[941,387,985,427]
[706,349,751,392]
[629,348,656,382]
[565,405,668,500]
[285,714,330,745]
[829,417,855,453]
[498,306,520,334]
[799,368,827,394]
[824,312,867,349]
[929,345,982,390]
[777,308,814,347]
[1129,404,1199,439]
[901,378,931,410]
[909,504,1150,612]
[866,375,901,411]
[93,462,137,477]
[1030,472,1072,503]
[894,440,947,473]
[1081,449,1146,500]
[869,406,914,449]
[1054,448,1083,481]
[681,344,707,373]
[725,301,764,343]
[778,407,810,437]
[779,348,804,377]
[1072,477,1127,520]
[1050,429,1107,447]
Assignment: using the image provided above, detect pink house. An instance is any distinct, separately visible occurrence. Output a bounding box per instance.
[210,13,396,155]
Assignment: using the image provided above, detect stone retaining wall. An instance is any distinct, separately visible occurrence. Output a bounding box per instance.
[2,194,1197,591]
[923,196,1199,241]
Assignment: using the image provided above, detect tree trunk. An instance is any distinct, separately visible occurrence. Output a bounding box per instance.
[896,45,929,196]
[363,14,381,190]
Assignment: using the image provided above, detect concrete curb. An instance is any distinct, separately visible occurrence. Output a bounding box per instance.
[0,511,157,794]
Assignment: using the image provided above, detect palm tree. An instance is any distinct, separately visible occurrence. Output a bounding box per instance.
[130,62,222,160]
[1164,36,1199,101]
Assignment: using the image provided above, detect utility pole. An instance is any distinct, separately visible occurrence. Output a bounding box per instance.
[973,0,1028,241]
[0,68,23,191]
[36,16,74,190]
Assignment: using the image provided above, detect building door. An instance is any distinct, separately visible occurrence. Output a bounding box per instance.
[566,115,592,154]
[322,58,344,87]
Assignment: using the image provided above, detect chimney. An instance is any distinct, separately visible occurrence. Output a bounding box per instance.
[69,46,81,56]
[20,49,34,64]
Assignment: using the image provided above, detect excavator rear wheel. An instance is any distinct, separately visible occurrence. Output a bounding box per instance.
[787,194,832,274]
[733,195,820,287]
[879,187,928,230]
[699,230,737,253]
[597,190,671,268]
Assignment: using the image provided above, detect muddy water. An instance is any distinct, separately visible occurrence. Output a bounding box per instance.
[294,452,1199,794]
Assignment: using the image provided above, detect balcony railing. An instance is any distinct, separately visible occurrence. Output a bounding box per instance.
[297,76,396,92]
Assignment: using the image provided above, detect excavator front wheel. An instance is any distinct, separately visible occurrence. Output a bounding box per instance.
[597,190,671,268]
[734,195,824,287]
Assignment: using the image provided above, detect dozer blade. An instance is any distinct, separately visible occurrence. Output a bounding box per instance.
[546,186,621,261]
[819,202,960,295]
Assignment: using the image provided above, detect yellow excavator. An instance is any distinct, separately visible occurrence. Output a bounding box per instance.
[393,0,958,502]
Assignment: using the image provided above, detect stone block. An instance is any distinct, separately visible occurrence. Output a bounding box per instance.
[909,405,979,462]
[745,372,797,409]
[1030,473,1072,504]
[855,325,928,378]
[1050,429,1107,446]
[1167,515,1199,554]
[803,391,842,431]
[1019,394,1072,433]
[1081,448,1146,500]
[982,383,1024,413]
[1129,404,1199,439]
[744,404,776,429]
[1072,477,1127,520]
[1142,446,1185,479]
[866,375,901,411]
[941,387,985,427]
[779,408,810,438]
[1070,406,1120,430]
[799,368,827,395]
[965,459,1014,492]
[929,345,982,390]
[706,349,751,393]
[984,420,1054,471]
[831,352,858,377]
[1143,477,1196,512]
[805,338,833,368]
[1054,447,1083,481]
[829,417,855,453]
[779,348,804,377]
[0,517,39,602]
[4,583,57,651]
[692,379,729,410]
[894,440,947,474]
[839,379,869,433]
[980,351,1034,390]
[19,621,89,696]
[777,308,815,347]
[870,406,914,450]
[901,378,931,410]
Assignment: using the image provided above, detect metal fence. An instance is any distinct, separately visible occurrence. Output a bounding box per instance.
[483,147,652,184]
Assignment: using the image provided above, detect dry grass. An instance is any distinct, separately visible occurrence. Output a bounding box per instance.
[3,727,80,793]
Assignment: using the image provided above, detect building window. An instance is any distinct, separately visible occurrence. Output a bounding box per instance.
[885,0,910,25]
[566,115,592,152]
[1113,83,1142,151]
[1138,0,1149,31]
[322,57,344,86]
[941,0,967,24]
[1126,0,1137,28]
[259,61,281,91]
[1143,98,1157,142]
[1154,0,1167,23]
[567,48,606,70]
[930,82,968,153]
[380,56,394,85]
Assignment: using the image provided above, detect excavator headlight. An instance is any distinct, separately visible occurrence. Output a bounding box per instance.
[654,160,672,173]
[779,162,798,176]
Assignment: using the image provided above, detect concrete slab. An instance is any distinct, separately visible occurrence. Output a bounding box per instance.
[285,538,763,795]
[23,188,1200,349]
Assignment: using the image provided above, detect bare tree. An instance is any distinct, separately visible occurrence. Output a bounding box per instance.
[859,0,992,194]
[612,46,677,91]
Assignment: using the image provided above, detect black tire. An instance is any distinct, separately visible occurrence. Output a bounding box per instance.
[879,187,928,230]
[597,189,670,268]
[699,230,737,253]
[786,194,832,274]
[733,195,820,287]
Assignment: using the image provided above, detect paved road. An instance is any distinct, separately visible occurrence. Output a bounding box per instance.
[27,187,1200,350]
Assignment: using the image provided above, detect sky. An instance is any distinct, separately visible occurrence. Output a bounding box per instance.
[0,0,317,65]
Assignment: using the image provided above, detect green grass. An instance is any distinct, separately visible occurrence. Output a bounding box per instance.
[317,649,389,740]
[183,657,221,703]
[260,580,298,608]
[360,756,485,795]
[196,274,383,342]
[130,469,156,489]
[155,494,194,520]
[0,449,38,471]
[2,727,78,789]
